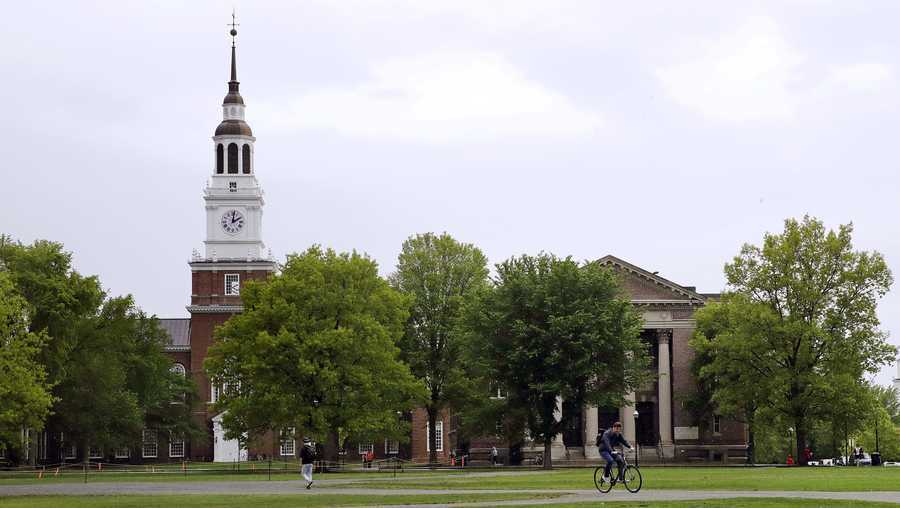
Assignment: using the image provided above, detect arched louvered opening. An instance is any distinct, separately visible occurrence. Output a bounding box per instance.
[216,144,224,174]
[242,144,251,174]
[227,143,238,174]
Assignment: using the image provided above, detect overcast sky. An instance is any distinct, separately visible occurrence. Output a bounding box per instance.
[3,1,899,386]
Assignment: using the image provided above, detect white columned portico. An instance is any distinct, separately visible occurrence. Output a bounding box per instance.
[620,391,636,445]
[658,330,674,457]
[583,405,600,459]
[551,396,566,459]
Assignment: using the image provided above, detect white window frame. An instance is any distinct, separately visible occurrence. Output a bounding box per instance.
[385,439,399,455]
[426,421,443,452]
[114,447,130,459]
[211,384,220,403]
[358,443,374,455]
[88,446,102,459]
[142,429,158,458]
[224,274,240,296]
[280,429,296,457]
[169,436,185,458]
[713,415,722,435]
[171,363,186,376]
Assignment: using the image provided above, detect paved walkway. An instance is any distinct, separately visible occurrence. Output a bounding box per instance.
[3,480,900,506]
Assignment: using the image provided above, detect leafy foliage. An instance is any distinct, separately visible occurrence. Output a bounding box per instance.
[389,233,489,463]
[0,271,54,456]
[690,217,895,464]
[464,254,648,468]
[0,236,198,461]
[205,246,426,451]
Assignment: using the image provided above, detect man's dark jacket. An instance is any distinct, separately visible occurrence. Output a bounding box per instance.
[300,444,315,464]
[597,429,631,454]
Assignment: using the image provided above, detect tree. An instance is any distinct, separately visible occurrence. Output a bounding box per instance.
[0,271,54,458]
[0,236,198,461]
[389,233,489,464]
[700,216,895,465]
[465,254,649,468]
[204,246,426,458]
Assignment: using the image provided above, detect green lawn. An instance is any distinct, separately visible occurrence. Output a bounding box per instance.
[0,468,458,485]
[0,496,896,508]
[340,466,900,492]
[545,500,900,508]
[0,493,557,507]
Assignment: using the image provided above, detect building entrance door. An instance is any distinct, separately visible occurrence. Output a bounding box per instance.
[636,401,657,446]
[562,399,583,447]
[212,412,247,463]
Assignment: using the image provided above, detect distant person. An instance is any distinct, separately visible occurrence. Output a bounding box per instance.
[597,421,632,483]
[491,446,498,466]
[300,437,315,489]
[786,454,794,465]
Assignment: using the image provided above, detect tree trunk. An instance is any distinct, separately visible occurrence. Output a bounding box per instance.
[542,438,552,469]
[427,407,437,466]
[795,417,807,466]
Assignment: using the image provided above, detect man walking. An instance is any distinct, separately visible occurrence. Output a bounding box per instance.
[300,437,315,489]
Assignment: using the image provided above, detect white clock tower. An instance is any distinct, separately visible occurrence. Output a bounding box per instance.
[202,31,267,262]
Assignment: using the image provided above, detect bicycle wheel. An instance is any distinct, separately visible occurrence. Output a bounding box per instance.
[623,465,642,493]
[594,466,612,493]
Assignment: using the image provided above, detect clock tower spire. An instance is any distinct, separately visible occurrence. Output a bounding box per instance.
[201,18,269,262]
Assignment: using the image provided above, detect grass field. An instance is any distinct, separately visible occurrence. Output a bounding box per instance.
[0,496,896,508]
[339,466,900,492]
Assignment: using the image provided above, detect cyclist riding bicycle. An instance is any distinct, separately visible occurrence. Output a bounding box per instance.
[597,421,632,483]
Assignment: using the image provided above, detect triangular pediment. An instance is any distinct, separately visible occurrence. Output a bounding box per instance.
[596,255,706,304]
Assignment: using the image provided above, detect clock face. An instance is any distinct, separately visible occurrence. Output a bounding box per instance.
[221,209,245,235]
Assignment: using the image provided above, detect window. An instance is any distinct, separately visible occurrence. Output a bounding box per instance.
[426,421,443,452]
[358,443,374,455]
[89,446,102,459]
[280,429,295,457]
[489,382,507,399]
[228,181,237,192]
[171,363,186,376]
[242,144,251,174]
[114,447,130,459]
[216,144,224,174]
[225,274,240,296]
[211,384,220,403]
[169,436,185,458]
[64,444,77,460]
[39,431,48,460]
[227,143,239,174]
[713,415,722,435]
[142,429,158,458]
[385,439,399,455]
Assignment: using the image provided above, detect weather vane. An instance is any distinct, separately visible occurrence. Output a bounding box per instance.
[228,9,239,45]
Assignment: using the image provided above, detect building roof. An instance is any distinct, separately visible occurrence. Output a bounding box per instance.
[215,119,253,136]
[159,318,190,351]
[597,255,709,303]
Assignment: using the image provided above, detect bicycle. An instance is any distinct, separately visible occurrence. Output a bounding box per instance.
[594,451,642,493]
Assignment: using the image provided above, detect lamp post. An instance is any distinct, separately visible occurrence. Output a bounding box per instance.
[787,427,794,465]
[633,410,639,468]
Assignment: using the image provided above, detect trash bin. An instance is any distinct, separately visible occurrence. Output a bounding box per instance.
[872,453,882,466]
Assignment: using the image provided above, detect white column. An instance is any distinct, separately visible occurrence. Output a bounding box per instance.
[583,405,600,459]
[658,329,674,457]
[620,392,636,445]
[551,396,566,459]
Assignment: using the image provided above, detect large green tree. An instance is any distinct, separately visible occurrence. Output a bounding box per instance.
[0,236,197,461]
[465,254,648,468]
[205,246,426,458]
[0,271,54,458]
[389,233,489,464]
[693,217,895,465]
